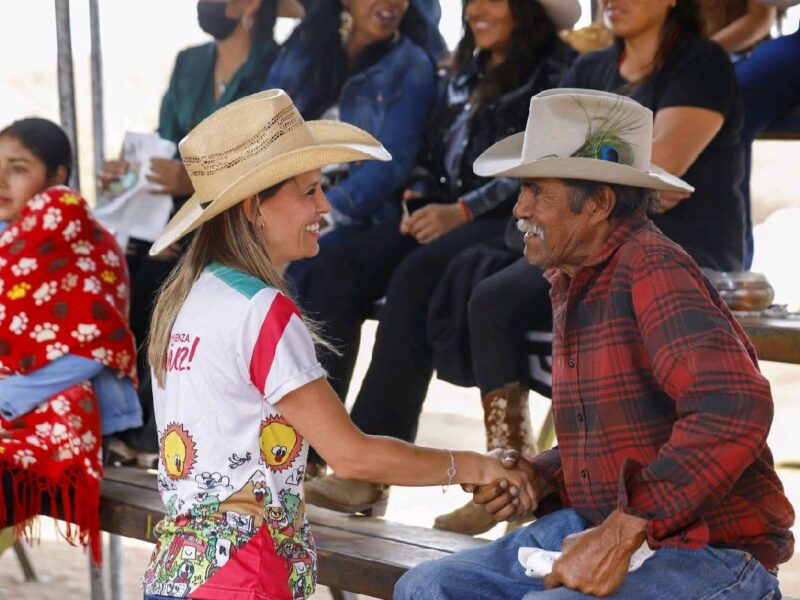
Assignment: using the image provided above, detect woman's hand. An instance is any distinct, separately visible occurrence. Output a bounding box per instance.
[472,451,539,519]
[401,203,467,244]
[97,159,129,192]
[146,158,194,197]
[465,449,553,522]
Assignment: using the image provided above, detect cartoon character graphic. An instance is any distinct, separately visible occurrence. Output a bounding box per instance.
[253,480,270,504]
[259,416,302,471]
[224,511,255,535]
[160,423,197,481]
[175,561,194,584]
[195,471,232,490]
[265,505,294,537]
[191,494,220,519]
[279,489,304,529]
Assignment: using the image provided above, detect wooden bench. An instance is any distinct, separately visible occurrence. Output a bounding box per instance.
[100,465,487,599]
[738,315,800,365]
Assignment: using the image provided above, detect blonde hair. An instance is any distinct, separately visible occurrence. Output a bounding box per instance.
[150,188,293,388]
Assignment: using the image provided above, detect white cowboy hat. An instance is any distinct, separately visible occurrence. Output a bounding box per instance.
[473,89,693,194]
[150,89,391,256]
[277,0,304,19]
[538,0,582,31]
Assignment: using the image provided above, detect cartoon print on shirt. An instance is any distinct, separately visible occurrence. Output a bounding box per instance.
[228,451,252,469]
[160,423,197,480]
[191,493,220,519]
[195,471,232,490]
[285,464,305,486]
[259,415,302,471]
[265,505,294,537]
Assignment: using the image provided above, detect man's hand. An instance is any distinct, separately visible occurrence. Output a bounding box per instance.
[543,510,647,597]
[654,190,690,213]
[400,203,466,244]
[147,158,194,197]
[464,449,553,522]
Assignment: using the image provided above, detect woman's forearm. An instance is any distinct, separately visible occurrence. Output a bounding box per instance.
[329,433,494,487]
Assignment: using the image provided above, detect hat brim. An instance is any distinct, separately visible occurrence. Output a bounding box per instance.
[474,132,694,194]
[277,0,305,19]
[149,121,390,256]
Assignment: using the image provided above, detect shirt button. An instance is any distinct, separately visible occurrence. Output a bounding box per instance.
[440,176,447,184]
[580,469,588,479]
[568,358,576,368]
[576,411,584,423]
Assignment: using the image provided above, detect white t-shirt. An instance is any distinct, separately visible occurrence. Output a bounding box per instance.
[143,263,325,600]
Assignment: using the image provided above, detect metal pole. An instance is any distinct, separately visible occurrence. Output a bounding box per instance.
[54,0,80,190]
[109,534,124,600]
[89,0,105,195]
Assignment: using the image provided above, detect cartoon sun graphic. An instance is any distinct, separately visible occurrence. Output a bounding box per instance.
[160,423,197,480]
[259,416,303,472]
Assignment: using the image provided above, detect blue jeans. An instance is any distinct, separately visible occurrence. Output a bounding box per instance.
[735,30,800,269]
[394,509,782,600]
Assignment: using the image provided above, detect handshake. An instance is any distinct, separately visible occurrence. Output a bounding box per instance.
[465,449,554,523]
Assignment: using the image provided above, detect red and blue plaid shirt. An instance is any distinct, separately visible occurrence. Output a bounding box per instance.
[531,213,794,569]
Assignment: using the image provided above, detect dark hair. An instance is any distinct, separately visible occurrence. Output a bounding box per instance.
[564,178,660,219]
[255,0,278,41]
[0,117,73,180]
[614,0,702,80]
[450,0,558,107]
[286,0,432,64]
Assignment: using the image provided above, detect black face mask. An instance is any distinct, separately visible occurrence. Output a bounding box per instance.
[197,1,239,41]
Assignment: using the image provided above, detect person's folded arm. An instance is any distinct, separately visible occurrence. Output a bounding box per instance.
[618,250,773,544]
[529,446,570,509]
[712,0,775,54]
[0,354,103,420]
[461,178,520,219]
[327,59,437,220]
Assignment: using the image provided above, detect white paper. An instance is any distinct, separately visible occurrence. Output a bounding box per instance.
[518,542,655,578]
[93,132,177,249]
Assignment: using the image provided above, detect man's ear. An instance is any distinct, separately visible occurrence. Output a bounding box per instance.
[48,165,68,187]
[589,185,616,223]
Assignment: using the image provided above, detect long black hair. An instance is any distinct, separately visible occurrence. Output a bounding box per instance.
[0,117,73,180]
[449,0,559,107]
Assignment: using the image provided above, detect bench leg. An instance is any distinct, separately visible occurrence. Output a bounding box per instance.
[12,541,39,582]
[109,534,124,600]
[329,589,360,600]
[89,550,106,600]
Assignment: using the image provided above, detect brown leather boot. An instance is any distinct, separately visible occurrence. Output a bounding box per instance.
[434,382,537,535]
[304,474,388,516]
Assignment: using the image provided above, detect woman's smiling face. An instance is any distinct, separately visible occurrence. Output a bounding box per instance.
[465,0,516,58]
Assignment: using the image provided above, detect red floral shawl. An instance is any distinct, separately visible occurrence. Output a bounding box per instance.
[0,186,137,562]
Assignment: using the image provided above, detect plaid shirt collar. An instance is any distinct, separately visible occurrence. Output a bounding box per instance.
[544,211,650,286]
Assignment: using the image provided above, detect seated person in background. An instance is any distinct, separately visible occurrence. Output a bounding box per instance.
[700,0,775,54]
[0,118,139,561]
[139,90,532,600]
[301,0,579,513]
[733,11,799,268]
[103,0,303,457]
[430,0,749,535]
[264,0,442,281]
[395,88,794,600]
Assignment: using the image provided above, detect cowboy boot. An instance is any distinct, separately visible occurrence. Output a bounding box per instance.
[434,382,537,535]
[304,474,389,516]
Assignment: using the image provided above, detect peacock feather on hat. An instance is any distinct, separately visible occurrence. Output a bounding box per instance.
[570,98,641,166]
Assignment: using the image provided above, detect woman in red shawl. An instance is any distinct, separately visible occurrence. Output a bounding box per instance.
[0,118,139,561]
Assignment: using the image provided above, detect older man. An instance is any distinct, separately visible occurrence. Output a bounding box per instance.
[394,89,794,599]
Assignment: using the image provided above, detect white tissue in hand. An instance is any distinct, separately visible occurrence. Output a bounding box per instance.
[518,542,654,578]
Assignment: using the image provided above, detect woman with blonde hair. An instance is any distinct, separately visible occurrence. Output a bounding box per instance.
[141,90,534,600]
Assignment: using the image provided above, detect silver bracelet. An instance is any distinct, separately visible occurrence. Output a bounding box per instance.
[442,449,457,494]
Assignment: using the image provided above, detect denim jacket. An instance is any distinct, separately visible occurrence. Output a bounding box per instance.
[266,37,437,224]
[410,40,577,219]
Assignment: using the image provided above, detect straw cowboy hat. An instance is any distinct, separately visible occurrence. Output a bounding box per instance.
[276,0,304,19]
[474,89,694,194]
[150,89,391,255]
[538,0,582,31]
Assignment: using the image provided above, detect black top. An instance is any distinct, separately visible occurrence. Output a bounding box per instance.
[561,37,745,271]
